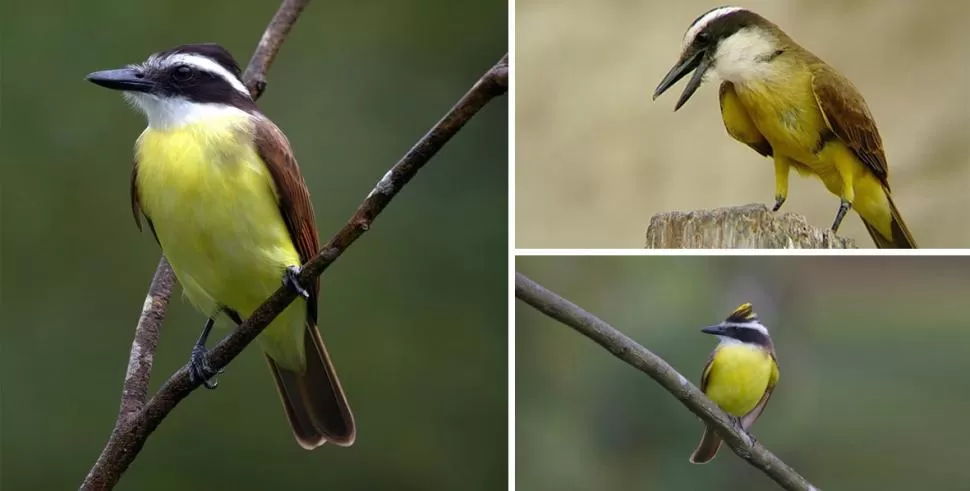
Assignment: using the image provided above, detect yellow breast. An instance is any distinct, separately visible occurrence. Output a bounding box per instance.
[134,115,300,316]
[735,74,828,165]
[704,343,775,417]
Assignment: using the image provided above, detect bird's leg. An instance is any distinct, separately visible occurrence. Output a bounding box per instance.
[831,159,856,233]
[731,416,757,444]
[831,200,852,233]
[189,317,224,390]
[282,265,310,299]
[730,415,745,434]
[771,156,790,212]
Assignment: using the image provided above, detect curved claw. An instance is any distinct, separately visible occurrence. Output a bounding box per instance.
[730,416,758,444]
[772,195,786,212]
[189,344,223,390]
[283,265,310,299]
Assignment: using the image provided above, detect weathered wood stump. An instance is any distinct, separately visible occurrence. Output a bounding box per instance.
[645,203,856,249]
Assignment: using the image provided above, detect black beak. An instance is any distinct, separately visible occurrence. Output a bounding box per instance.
[652,49,712,111]
[86,67,154,92]
[701,324,727,336]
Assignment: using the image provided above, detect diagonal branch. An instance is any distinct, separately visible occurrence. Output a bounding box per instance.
[514,272,818,491]
[81,3,507,484]
[117,257,174,421]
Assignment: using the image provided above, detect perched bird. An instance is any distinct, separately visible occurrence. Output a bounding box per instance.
[691,303,778,464]
[653,6,917,248]
[87,43,355,449]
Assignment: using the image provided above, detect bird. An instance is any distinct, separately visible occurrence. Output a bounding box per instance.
[653,6,917,248]
[87,43,355,449]
[691,303,778,464]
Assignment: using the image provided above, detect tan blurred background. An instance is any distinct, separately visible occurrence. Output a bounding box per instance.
[517,256,970,490]
[516,0,970,248]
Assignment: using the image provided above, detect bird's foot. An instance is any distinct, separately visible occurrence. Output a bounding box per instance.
[771,195,786,212]
[730,417,757,443]
[830,199,852,233]
[189,344,223,390]
[283,265,310,300]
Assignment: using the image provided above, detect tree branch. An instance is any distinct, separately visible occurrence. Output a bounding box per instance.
[241,0,310,99]
[117,257,174,420]
[81,0,508,483]
[514,272,818,491]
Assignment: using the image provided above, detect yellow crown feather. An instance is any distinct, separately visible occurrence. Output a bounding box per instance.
[725,302,758,323]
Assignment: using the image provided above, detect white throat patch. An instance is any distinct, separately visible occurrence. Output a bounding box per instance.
[124,93,251,130]
[712,28,780,84]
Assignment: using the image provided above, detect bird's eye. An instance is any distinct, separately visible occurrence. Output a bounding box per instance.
[696,32,711,43]
[172,65,194,82]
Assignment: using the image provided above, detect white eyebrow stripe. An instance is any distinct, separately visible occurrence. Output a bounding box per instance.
[164,53,250,96]
[726,320,769,334]
[683,5,745,48]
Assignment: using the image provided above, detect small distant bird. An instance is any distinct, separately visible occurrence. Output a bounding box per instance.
[87,43,355,449]
[691,303,778,464]
[653,6,917,248]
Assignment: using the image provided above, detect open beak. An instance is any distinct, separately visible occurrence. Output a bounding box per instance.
[700,324,726,336]
[652,49,712,111]
[86,67,154,92]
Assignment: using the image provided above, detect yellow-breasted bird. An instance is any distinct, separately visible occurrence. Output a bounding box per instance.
[653,6,917,248]
[87,43,355,449]
[691,303,779,464]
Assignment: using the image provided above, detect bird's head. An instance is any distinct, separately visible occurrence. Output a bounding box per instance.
[87,43,255,129]
[653,6,788,110]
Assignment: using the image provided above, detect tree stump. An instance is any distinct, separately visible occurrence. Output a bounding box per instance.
[645,203,856,249]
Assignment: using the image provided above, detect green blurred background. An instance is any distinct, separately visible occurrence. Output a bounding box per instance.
[517,256,970,490]
[516,0,970,248]
[1,1,507,489]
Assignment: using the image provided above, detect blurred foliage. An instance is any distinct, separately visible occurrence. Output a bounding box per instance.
[516,0,970,248]
[517,256,970,490]
[0,1,507,489]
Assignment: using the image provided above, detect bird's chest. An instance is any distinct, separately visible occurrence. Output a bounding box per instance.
[705,345,772,416]
[134,123,296,303]
[736,80,827,164]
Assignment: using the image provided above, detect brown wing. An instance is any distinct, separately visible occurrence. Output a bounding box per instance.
[130,160,159,243]
[740,352,779,430]
[811,70,889,187]
[131,160,143,230]
[700,349,716,393]
[253,118,321,323]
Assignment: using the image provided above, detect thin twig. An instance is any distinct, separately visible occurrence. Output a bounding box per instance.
[242,0,310,99]
[514,272,818,491]
[81,258,174,490]
[120,257,174,419]
[81,7,507,484]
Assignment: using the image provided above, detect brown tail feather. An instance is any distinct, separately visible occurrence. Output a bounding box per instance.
[266,325,355,449]
[689,426,722,464]
[863,192,917,248]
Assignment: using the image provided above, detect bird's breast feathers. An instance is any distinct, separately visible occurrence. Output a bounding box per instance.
[704,343,776,417]
[134,115,301,313]
[734,75,827,164]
